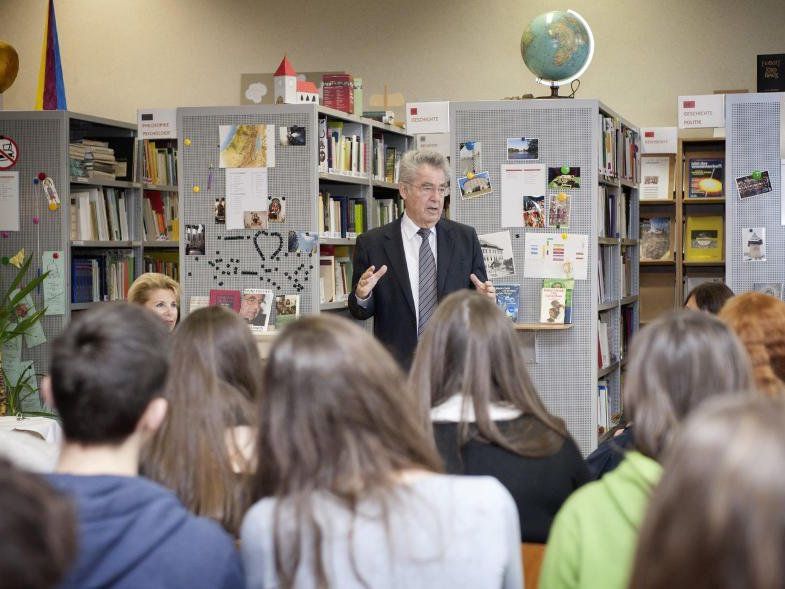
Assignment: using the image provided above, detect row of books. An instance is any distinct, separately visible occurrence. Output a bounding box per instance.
[597,186,630,239]
[598,115,618,179]
[143,191,179,241]
[597,247,610,304]
[619,127,640,184]
[376,197,404,227]
[142,139,178,186]
[69,139,123,182]
[621,250,634,298]
[319,250,353,304]
[143,254,179,282]
[621,305,635,360]
[70,187,131,241]
[597,380,611,435]
[597,317,611,369]
[319,119,367,175]
[372,138,403,183]
[318,192,366,239]
[71,252,134,303]
[640,215,724,263]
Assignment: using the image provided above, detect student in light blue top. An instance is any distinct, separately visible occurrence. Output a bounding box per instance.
[240,314,522,589]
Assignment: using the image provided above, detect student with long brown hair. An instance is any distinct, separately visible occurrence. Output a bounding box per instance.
[539,311,754,589]
[241,314,522,589]
[142,305,261,536]
[410,290,590,542]
[719,291,785,397]
[630,395,785,589]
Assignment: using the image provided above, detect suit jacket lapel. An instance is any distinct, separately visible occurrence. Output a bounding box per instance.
[436,219,453,296]
[383,218,416,317]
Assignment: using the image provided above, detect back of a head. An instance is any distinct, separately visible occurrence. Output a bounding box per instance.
[684,281,734,314]
[410,290,566,456]
[631,395,785,589]
[0,458,76,589]
[624,310,754,460]
[254,314,441,498]
[719,292,785,397]
[50,303,170,444]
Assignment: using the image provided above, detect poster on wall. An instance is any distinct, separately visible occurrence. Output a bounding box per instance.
[523,232,589,280]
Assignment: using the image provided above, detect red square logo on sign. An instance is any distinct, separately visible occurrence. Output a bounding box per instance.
[683,100,696,109]
[644,131,654,138]
[410,107,418,115]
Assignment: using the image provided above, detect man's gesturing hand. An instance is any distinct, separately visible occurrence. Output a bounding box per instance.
[355,265,388,299]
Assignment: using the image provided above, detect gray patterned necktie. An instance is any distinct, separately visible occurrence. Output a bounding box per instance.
[417,228,437,337]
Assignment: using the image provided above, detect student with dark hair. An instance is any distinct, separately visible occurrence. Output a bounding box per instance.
[630,395,785,589]
[241,314,522,589]
[410,290,590,542]
[539,311,754,589]
[0,457,76,589]
[44,303,244,589]
[683,281,734,314]
[142,305,261,536]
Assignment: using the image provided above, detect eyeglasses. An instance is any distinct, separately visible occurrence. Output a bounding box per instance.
[405,182,450,196]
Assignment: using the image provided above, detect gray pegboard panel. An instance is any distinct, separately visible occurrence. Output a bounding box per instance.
[450,100,605,455]
[725,93,783,294]
[178,105,318,321]
[0,112,68,411]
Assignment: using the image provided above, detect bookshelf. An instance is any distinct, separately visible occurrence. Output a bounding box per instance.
[176,104,411,327]
[0,111,140,410]
[450,100,640,455]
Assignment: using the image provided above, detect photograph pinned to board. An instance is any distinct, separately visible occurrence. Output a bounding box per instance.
[687,158,724,198]
[275,294,301,328]
[288,230,319,254]
[500,163,546,228]
[753,282,783,299]
[743,227,766,261]
[736,171,772,199]
[547,166,581,189]
[458,171,492,199]
[458,141,482,176]
[507,137,539,161]
[268,196,285,222]
[244,210,268,229]
[523,195,545,228]
[524,232,589,280]
[185,223,205,255]
[214,198,226,224]
[219,124,275,168]
[548,192,571,229]
[240,288,274,333]
[478,231,516,280]
[279,125,306,146]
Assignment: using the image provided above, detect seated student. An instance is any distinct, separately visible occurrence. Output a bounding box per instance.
[539,311,754,589]
[410,290,590,543]
[586,282,735,479]
[719,291,785,397]
[127,272,180,332]
[0,457,76,589]
[629,395,785,589]
[44,303,244,589]
[683,281,734,314]
[142,305,261,536]
[241,315,522,589]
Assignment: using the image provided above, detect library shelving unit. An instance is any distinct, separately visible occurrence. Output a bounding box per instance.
[450,100,640,456]
[725,93,783,294]
[176,104,410,325]
[140,137,180,283]
[0,111,140,408]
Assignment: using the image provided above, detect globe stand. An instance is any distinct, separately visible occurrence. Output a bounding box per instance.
[535,84,572,100]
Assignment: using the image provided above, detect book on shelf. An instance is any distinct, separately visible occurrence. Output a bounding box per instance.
[376,197,403,226]
[687,157,724,199]
[621,305,635,358]
[540,286,567,324]
[69,138,128,182]
[71,251,134,303]
[495,284,520,322]
[598,187,625,238]
[318,118,329,173]
[142,139,178,185]
[543,278,575,323]
[640,156,671,200]
[684,215,723,262]
[70,187,131,242]
[209,289,241,312]
[621,250,633,298]
[143,191,179,241]
[274,294,301,328]
[597,380,610,435]
[640,217,673,262]
[143,250,179,281]
[597,251,606,303]
[597,318,611,369]
[319,256,336,303]
[598,115,618,179]
[620,127,640,183]
[324,120,366,175]
[321,73,355,114]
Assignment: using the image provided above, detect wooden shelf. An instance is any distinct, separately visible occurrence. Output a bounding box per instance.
[320,300,349,311]
[71,240,140,248]
[70,302,102,310]
[683,197,725,205]
[683,260,725,267]
[320,237,356,246]
[319,172,369,185]
[71,178,141,189]
[599,176,618,187]
[514,323,574,331]
[598,361,620,378]
[641,260,676,266]
[621,239,638,246]
[621,295,639,305]
[143,183,178,192]
[598,237,620,245]
[640,199,675,205]
[620,178,637,189]
[598,300,617,311]
[372,179,399,190]
[143,240,178,248]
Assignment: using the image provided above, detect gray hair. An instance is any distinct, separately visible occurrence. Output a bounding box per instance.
[398,149,451,186]
[624,310,754,460]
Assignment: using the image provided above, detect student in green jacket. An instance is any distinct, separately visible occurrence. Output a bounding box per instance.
[539,311,754,589]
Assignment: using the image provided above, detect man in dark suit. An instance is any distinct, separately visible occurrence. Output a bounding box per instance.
[348,149,495,368]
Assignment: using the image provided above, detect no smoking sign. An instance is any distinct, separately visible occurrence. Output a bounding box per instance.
[0,135,19,170]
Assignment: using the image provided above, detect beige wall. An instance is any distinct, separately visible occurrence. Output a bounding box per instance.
[1,0,783,126]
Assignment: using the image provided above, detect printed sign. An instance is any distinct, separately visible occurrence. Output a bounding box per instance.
[0,135,19,169]
[678,95,725,129]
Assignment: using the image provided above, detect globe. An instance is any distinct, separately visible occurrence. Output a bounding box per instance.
[520,10,594,92]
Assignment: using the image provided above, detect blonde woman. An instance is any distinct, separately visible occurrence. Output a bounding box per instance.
[127,272,180,331]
